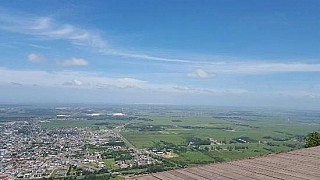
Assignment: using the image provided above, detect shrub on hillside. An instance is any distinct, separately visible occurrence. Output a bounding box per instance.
[305,132,320,148]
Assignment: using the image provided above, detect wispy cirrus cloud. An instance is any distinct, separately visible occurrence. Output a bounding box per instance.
[205,62,320,74]
[0,12,191,64]
[1,11,320,74]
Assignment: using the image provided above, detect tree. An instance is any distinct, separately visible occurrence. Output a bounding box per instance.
[305,132,320,148]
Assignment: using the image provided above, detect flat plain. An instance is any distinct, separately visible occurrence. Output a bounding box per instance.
[7,105,319,172]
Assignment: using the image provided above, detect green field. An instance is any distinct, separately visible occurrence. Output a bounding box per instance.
[42,119,128,129]
[121,108,320,166]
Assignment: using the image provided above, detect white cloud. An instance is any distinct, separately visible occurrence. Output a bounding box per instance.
[0,68,246,95]
[210,62,320,74]
[187,69,211,78]
[172,85,246,94]
[62,79,84,86]
[277,91,320,99]
[59,58,89,66]
[27,53,45,63]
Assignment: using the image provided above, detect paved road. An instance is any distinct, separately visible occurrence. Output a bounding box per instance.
[113,120,138,151]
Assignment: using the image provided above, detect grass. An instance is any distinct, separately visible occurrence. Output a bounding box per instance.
[122,112,320,166]
[42,119,127,128]
[123,116,320,148]
[171,151,214,165]
[122,130,185,148]
[110,176,125,180]
[205,144,272,161]
[103,158,119,170]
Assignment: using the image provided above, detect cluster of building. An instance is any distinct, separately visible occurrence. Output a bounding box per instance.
[0,120,162,179]
[0,121,110,179]
[114,153,161,169]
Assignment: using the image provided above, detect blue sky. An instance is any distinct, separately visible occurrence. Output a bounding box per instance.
[0,0,319,109]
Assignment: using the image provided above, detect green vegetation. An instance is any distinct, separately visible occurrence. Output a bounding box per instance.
[42,119,127,129]
[102,159,119,170]
[186,136,211,145]
[121,109,320,166]
[171,151,214,165]
[122,131,185,147]
[103,151,133,161]
[305,132,320,148]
